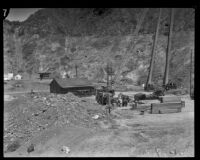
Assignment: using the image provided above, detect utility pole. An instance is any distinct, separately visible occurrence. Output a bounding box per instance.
[106,62,112,89]
[75,64,78,78]
[190,49,193,98]
[163,8,175,85]
[110,64,113,90]
[107,63,109,88]
[106,62,112,115]
[146,8,162,88]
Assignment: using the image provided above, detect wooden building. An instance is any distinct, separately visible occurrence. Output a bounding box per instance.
[50,78,95,96]
[14,74,22,80]
[38,72,51,80]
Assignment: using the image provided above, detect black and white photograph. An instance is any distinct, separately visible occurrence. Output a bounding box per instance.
[3,8,194,157]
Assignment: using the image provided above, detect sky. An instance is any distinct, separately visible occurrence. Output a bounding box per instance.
[6,8,42,22]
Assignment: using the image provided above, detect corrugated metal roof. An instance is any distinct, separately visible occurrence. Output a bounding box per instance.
[53,78,95,88]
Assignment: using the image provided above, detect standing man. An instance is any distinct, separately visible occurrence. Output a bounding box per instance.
[118,93,123,107]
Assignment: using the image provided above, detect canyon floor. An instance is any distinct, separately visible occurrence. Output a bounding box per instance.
[4,80,194,157]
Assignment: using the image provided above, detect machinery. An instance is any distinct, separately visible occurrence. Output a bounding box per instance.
[95,86,115,105]
[95,9,149,107]
[95,62,131,107]
[95,63,116,106]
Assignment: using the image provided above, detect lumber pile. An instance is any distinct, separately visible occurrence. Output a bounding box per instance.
[165,88,188,95]
[151,101,185,114]
[159,95,181,103]
[4,92,107,153]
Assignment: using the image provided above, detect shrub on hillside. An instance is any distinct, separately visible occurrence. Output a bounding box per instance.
[50,71,61,79]
[120,77,133,85]
[6,140,21,153]
[22,42,37,60]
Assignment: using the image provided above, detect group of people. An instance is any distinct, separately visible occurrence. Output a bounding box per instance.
[96,90,130,107]
[115,93,130,107]
[96,91,113,105]
[163,82,177,91]
[144,81,177,92]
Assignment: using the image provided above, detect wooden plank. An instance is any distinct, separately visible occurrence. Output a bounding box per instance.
[165,88,188,95]
[159,96,181,103]
[152,104,181,109]
[152,102,183,108]
[151,106,182,114]
[151,101,184,114]
[136,105,151,111]
[159,108,182,114]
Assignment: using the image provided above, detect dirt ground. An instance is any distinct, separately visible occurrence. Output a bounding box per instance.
[4,88,194,157]
[4,79,50,93]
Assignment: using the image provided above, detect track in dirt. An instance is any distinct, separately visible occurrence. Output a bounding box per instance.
[4,91,194,157]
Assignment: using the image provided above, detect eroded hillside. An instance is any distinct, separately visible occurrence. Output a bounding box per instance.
[3,8,194,87]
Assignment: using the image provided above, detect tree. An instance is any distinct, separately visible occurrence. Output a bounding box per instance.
[60,55,70,66]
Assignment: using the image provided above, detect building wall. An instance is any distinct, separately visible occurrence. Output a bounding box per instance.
[50,80,95,96]
[59,86,95,96]
[39,73,51,80]
[50,80,63,93]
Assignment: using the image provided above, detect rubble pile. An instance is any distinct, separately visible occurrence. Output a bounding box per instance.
[4,92,106,152]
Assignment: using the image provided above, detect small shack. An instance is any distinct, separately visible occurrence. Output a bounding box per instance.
[4,73,14,81]
[50,78,96,96]
[39,72,51,80]
[14,74,22,80]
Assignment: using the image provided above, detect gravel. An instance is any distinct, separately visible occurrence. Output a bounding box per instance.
[4,92,107,153]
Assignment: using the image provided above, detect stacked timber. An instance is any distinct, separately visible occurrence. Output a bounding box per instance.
[159,95,181,103]
[151,101,185,114]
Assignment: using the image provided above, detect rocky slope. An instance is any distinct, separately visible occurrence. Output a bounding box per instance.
[3,8,194,88]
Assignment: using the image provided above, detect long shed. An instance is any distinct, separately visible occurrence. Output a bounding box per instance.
[50,78,95,96]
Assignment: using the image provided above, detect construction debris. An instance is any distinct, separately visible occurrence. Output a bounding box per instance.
[150,101,185,114]
[6,140,21,153]
[4,92,107,153]
[27,143,35,154]
[169,149,177,155]
[61,146,70,154]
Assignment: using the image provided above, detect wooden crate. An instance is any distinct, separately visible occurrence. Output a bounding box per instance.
[159,96,181,103]
[151,101,185,114]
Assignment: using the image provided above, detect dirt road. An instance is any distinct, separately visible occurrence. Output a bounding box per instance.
[4,92,194,157]
[4,88,49,94]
